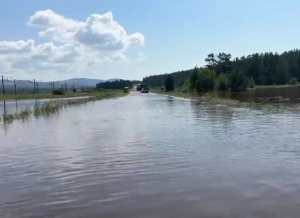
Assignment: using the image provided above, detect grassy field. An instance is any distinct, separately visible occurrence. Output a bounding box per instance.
[0,90,126,101]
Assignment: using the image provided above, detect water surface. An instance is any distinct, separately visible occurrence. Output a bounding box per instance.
[1,92,300,218]
[217,85,300,103]
[0,96,91,114]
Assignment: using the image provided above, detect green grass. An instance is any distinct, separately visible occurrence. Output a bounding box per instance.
[0,90,128,123]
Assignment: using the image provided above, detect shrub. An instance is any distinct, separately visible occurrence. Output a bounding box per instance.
[181,78,191,93]
[195,68,216,93]
[215,73,229,91]
[290,77,298,85]
[248,77,255,88]
[52,89,65,95]
[229,70,248,92]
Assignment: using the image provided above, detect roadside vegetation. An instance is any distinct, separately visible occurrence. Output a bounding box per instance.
[0,89,126,101]
[152,87,300,113]
[143,49,300,89]
[147,49,300,109]
[0,90,127,123]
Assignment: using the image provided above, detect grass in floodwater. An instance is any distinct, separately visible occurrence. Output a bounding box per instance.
[0,108,32,123]
[0,90,128,123]
[151,88,300,112]
[33,98,94,117]
[0,89,127,101]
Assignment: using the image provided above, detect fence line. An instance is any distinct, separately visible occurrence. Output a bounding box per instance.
[0,76,77,95]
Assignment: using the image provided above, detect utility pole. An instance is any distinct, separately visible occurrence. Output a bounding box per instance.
[33,79,36,94]
[65,83,67,92]
[53,82,55,90]
[36,82,39,93]
[14,79,17,94]
[1,75,5,94]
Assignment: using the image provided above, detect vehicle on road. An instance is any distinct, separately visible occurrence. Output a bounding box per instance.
[141,87,149,93]
[123,87,129,93]
[136,83,148,91]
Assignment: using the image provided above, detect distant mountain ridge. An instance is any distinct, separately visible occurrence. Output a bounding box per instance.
[1,78,109,94]
[54,78,105,87]
[2,78,107,87]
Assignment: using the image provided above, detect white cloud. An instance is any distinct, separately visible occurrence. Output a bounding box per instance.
[33,43,79,63]
[111,53,128,61]
[74,12,144,51]
[0,40,34,54]
[0,9,145,79]
[28,9,84,42]
[28,10,145,51]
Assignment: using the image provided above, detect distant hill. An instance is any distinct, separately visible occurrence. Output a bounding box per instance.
[54,78,105,87]
[106,78,121,82]
[1,78,106,94]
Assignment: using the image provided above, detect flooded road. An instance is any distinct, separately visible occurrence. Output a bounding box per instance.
[1,92,300,218]
[0,96,92,115]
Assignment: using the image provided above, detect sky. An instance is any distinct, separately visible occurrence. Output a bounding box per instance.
[0,0,300,81]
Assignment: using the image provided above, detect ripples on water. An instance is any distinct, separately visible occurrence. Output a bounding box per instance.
[1,92,300,218]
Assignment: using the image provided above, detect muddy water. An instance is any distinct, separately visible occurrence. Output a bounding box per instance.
[1,92,300,218]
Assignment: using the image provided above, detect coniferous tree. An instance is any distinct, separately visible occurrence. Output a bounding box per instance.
[165,75,175,92]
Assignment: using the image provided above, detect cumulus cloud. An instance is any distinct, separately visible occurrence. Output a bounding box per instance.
[0,40,34,54]
[0,9,145,79]
[74,12,144,50]
[33,43,79,63]
[111,53,128,61]
[28,10,145,51]
[28,9,84,42]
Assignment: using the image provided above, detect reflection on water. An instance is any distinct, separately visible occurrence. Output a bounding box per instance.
[1,92,300,217]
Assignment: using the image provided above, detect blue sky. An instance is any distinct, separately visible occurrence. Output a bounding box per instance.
[0,0,299,81]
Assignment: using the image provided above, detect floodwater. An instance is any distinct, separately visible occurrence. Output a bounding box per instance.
[217,85,300,103]
[0,96,91,115]
[1,92,300,218]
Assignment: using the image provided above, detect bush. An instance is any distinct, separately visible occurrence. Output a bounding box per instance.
[165,75,175,92]
[195,68,216,93]
[215,73,229,91]
[190,67,199,90]
[229,70,248,92]
[248,77,255,88]
[290,77,298,85]
[52,89,65,95]
[181,78,191,93]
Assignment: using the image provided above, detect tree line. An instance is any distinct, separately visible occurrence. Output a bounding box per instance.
[206,50,300,85]
[144,49,300,92]
[96,80,140,90]
[143,70,194,87]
